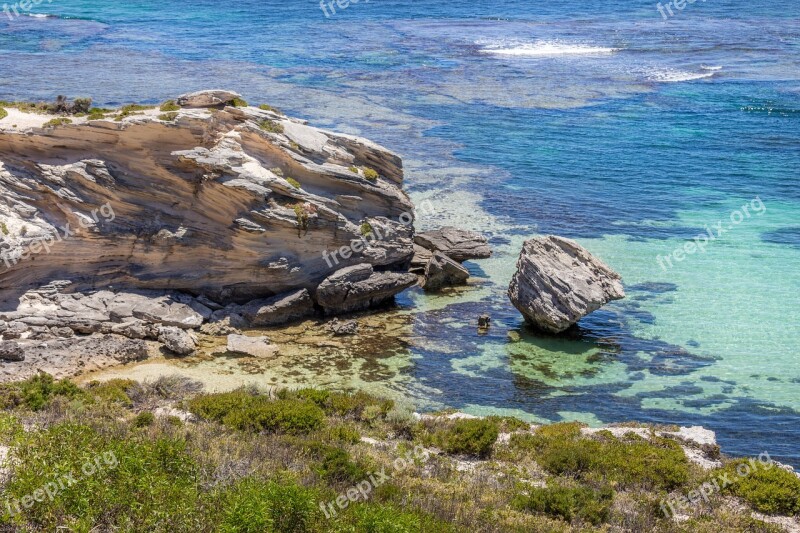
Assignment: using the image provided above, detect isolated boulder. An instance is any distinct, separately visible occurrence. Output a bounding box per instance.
[508,236,625,333]
[315,264,417,315]
[327,318,359,336]
[422,252,470,291]
[158,326,197,356]
[176,89,241,108]
[414,227,492,262]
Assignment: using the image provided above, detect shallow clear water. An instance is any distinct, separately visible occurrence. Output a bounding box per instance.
[2,0,799,464]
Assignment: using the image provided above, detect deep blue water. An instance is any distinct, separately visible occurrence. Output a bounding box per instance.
[1,1,799,465]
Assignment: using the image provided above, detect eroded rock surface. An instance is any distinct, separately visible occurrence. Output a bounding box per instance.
[414,227,492,263]
[422,252,470,291]
[0,92,424,379]
[508,236,625,333]
[316,264,417,315]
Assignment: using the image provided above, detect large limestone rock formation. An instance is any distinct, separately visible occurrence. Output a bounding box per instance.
[0,92,413,303]
[508,236,625,333]
[0,91,420,379]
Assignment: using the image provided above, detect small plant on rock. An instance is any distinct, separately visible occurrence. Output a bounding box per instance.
[258,119,284,134]
[286,177,302,189]
[159,100,180,112]
[362,167,379,181]
[43,117,72,128]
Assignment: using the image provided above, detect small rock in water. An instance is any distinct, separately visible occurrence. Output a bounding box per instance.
[225,334,279,358]
[478,314,491,329]
[327,318,359,336]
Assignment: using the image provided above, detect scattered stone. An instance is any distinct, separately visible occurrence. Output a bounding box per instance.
[327,318,359,336]
[133,299,204,329]
[177,89,242,108]
[414,227,492,262]
[0,341,24,362]
[315,264,417,315]
[508,236,625,334]
[200,318,241,336]
[478,314,491,329]
[158,326,197,356]
[225,334,279,358]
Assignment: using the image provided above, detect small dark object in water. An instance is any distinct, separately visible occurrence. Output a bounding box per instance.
[478,314,491,329]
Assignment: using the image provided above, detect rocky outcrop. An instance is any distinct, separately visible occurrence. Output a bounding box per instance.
[316,264,417,315]
[414,227,492,263]
[0,92,422,379]
[508,236,625,333]
[0,91,414,303]
[0,334,147,382]
[176,90,241,108]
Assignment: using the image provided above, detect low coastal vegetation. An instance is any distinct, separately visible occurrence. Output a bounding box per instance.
[0,375,796,532]
[259,119,285,134]
[42,117,72,128]
[0,107,7,120]
[362,167,379,181]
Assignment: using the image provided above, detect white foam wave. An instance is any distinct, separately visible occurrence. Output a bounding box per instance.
[701,65,723,71]
[480,40,620,58]
[647,68,716,83]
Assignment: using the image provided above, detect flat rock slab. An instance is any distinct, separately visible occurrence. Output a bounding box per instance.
[508,236,625,333]
[414,227,492,262]
[225,334,279,358]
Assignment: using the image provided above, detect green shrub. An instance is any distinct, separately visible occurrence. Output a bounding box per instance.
[340,503,456,533]
[362,167,379,181]
[0,107,7,120]
[348,166,359,174]
[360,222,373,237]
[158,112,178,121]
[231,98,248,107]
[0,374,85,411]
[0,222,8,235]
[295,388,331,406]
[317,447,368,484]
[133,411,155,428]
[513,481,614,525]
[86,379,135,407]
[71,97,92,114]
[189,391,325,434]
[438,418,499,458]
[43,117,72,128]
[509,423,690,490]
[720,459,800,515]
[159,100,180,112]
[259,119,284,134]
[286,177,302,189]
[3,423,200,530]
[487,415,531,432]
[0,412,23,445]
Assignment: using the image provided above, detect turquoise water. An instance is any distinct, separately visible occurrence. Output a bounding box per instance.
[1,1,799,464]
